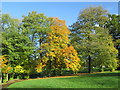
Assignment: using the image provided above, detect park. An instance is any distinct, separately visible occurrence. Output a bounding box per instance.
[1,2,119,89]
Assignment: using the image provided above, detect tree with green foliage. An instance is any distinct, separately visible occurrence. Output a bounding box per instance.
[21,11,53,77]
[70,6,118,73]
[1,14,20,80]
[1,14,35,79]
[105,14,120,69]
[21,11,52,60]
[92,28,118,72]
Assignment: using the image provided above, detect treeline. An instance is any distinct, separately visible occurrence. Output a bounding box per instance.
[0,6,119,83]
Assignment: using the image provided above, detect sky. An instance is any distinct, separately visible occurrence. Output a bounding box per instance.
[1,0,120,2]
[2,2,119,26]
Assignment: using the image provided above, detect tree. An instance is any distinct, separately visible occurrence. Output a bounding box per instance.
[40,17,81,76]
[21,11,53,77]
[1,14,20,80]
[70,6,118,73]
[93,27,118,72]
[21,11,52,60]
[105,14,120,69]
[1,14,35,79]
[0,55,12,83]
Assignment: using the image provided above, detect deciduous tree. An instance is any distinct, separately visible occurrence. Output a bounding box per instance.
[40,18,81,76]
[1,14,35,79]
[105,14,120,69]
[70,6,118,73]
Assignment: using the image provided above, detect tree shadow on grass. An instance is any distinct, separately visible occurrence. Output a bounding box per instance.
[87,72,120,77]
[57,72,119,81]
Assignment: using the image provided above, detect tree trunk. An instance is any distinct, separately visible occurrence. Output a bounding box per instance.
[25,73,30,79]
[6,73,9,82]
[99,65,104,72]
[10,73,14,80]
[117,48,120,70]
[88,55,92,73]
[39,33,43,59]
[59,68,62,76]
[31,34,35,42]
[118,48,120,59]
[39,52,42,59]
[48,60,52,77]
[0,73,3,83]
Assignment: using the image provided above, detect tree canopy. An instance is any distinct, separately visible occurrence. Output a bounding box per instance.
[1,6,119,83]
[70,6,118,72]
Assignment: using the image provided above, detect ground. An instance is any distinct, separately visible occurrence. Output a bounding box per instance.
[3,71,119,88]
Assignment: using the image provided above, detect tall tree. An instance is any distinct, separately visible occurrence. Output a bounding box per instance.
[37,17,81,76]
[1,14,20,68]
[70,6,118,73]
[1,14,35,78]
[93,27,118,72]
[105,14,120,69]
[21,11,52,60]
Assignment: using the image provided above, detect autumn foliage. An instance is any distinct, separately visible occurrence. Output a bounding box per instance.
[1,8,118,83]
[0,55,12,73]
[35,17,81,76]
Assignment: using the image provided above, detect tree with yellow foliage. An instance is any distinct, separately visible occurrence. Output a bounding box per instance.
[37,18,81,76]
[0,55,12,83]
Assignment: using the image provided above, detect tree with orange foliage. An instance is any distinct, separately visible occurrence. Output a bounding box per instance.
[0,55,12,83]
[38,18,81,76]
[61,46,81,73]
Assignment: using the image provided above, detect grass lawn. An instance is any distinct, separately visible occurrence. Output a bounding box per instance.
[7,71,119,88]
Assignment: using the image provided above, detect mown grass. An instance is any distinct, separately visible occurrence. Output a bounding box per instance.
[7,71,119,88]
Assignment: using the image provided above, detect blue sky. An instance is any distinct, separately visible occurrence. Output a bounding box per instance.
[1,0,119,2]
[2,2,118,26]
